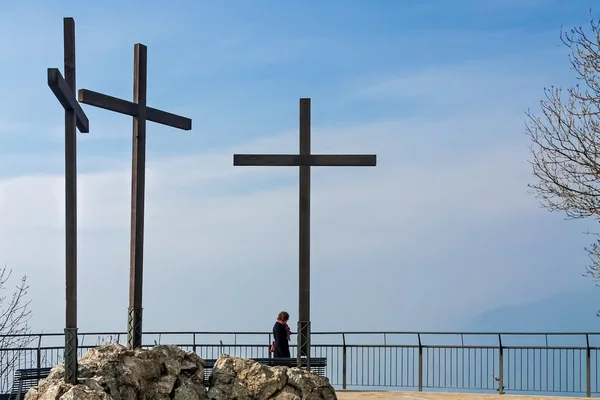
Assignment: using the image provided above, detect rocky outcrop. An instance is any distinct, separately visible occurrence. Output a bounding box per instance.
[207,355,336,400]
[24,345,336,400]
[24,344,207,400]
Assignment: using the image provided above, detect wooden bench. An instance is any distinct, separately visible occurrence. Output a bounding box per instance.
[6,357,327,394]
[202,357,327,385]
[7,367,52,400]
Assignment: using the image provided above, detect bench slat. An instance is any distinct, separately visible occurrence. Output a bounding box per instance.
[8,368,52,400]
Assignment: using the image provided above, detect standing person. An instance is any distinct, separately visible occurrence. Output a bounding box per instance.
[271,311,291,358]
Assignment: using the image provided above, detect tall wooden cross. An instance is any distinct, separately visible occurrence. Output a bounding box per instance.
[233,98,376,365]
[47,17,90,384]
[77,43,192,349]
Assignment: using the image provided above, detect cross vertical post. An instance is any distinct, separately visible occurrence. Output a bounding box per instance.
[233,98,376,367]
[128,44,148,350]
[63,16,78,384]
[77,44,192,350]
[298,98,311,365]
[47,17,90,384]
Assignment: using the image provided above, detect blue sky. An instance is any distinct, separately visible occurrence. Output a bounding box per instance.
[0,0,599,335]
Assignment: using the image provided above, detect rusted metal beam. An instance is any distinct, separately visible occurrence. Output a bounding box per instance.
[298,98,311,364]
[127,43,148,350]
[233,154,377,166]
[78,89,192,130]
[47,16,88,385]
[232,98,377,366]
[77,43,192,350]
[47,68,89,133]
[63,16,79,386]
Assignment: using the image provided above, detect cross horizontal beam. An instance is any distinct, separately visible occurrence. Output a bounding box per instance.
[233,154,377,167]
[77,89,192,131]
[48,68,89,133]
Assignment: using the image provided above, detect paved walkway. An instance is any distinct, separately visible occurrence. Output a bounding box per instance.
[336,391,587,400]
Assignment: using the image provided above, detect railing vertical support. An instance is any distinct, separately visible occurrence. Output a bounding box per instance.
[498,334,504,395]
[36,334,42,370]
[383,333,387,387]
[418,333,423,392]
[586,334,591,397]
[268,333,272,359]
[192,333,197,354]
[342,333,347,390]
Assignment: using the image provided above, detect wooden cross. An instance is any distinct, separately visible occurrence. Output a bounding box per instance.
[47,17,89,385]
[233,98,376,365]
[77,43,192,349]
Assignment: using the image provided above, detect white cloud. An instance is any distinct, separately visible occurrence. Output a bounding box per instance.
[354,49,569,113]
[0,103,589,335]
[0,3,592,337]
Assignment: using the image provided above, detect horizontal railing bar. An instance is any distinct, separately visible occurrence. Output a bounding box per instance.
[3,339,600,396]
[4,330,600,338]
[4,344,600,351]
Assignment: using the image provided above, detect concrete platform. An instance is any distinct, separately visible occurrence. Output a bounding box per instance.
[336,391,587,400]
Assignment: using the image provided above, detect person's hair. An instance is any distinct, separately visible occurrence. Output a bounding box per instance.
[277,311,289,321]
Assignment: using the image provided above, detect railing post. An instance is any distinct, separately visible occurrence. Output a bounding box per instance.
[417,333,423,392]
[498,334,504,395]
[383,333,387,387]
[268,333,272,359]
[586,334,591,397]
[192,333,197,354]
[36,334,42,370]
[342,333,347,390]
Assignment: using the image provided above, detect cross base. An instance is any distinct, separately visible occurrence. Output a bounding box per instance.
[64,327,78,384]
[127,307,143,349]
[297,320,311,368]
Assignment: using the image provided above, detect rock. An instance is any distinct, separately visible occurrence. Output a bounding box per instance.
[24,344,208,400]
[286,368,336,400]
[24,345,336,400]
[207,355,336,400]
[270,386,302,400]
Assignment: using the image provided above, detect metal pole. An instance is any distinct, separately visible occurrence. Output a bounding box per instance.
[498,334,504,395]
[36,335,42,370]
[127,44,148,350]
[417,333,423,392]
[63,16,78,384]
[342,333,347,389]
[268,333,272,359]
[298,98,311,365]
[586,334,591,397]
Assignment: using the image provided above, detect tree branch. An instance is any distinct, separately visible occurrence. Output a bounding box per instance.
[0,264,33,392]
[526,11,600,285]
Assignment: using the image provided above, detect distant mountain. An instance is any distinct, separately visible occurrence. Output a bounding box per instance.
[467,286,600,332]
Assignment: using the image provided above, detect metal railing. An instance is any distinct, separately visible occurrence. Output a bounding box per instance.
[1,331,600,397]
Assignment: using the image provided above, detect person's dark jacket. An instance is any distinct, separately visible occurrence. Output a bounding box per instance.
[272,321,291,358]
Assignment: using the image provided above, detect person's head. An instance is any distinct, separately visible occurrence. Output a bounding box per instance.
[277,311,289,322]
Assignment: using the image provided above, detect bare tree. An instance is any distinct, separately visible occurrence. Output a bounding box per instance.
[0,264,33,391]
[525,11,600,281]
[95,334,119,346]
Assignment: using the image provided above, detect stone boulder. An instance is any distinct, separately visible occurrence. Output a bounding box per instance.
[24,345,336,400]
[24,344,207,400]
[207,355,336,400]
